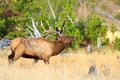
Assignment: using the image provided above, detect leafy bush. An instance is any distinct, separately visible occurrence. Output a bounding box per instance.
[0,19,7,39]
[110,23,117,35]
[6,31,25,39]
[115,12,120,20]
[85,15,107,45]
[0,0,111,49]
[114,37,120,51]
[101,38,109,46]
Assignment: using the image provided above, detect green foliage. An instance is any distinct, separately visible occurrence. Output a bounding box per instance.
[110,23,117,34]
[75,20,85,47]
[0,19,7,39]
[53,0,80,48]
[115,12,120,20]
[85,15,105,45]
[100,24,108,37]
[6,31,25,39]
[0,0,115,49]
[114,37,120,51]
[101,38,109,46]
[66,23,82,48]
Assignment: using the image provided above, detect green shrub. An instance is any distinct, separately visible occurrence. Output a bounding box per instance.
[110,23,117,35]
[102,38,109,46]
[0,19,7,39]
[114,37,120,51]
[6,31,25,39]
[85,15,107,46]
[115,12,120,20]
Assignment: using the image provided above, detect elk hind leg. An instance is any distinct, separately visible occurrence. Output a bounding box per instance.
[33,58,39,64]
[8,52,15,64]
[12,45,25,63]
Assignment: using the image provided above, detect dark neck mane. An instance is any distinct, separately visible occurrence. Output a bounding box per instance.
[52,41,66,56]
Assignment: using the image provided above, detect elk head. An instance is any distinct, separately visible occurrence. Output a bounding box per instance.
[55,17,74,47]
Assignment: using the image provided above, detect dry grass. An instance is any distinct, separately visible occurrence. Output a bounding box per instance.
[0,48,120,80]
[106,31,120,43]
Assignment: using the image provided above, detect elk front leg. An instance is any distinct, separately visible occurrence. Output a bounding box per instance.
[41,54,50,64]
[43,59,49,64]
[43,56,50,64]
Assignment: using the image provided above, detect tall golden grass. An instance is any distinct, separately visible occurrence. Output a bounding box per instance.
[0,48,120,80]
[106,31,120,43]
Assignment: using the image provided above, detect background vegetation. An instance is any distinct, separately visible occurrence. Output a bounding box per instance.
[0,1,120,80]
[0,0,120,50]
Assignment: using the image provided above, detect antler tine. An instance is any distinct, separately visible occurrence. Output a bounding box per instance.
[41,20,57,37]
[60,16,68,36]
[56,27,62,37]
[55,21,62,36]
[41,20,46,32]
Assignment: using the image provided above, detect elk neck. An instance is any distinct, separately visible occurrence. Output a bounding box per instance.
[51,40,66,56]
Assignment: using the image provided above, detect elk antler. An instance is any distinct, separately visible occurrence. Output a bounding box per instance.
[56,16,69,37]
[41,20,56,37]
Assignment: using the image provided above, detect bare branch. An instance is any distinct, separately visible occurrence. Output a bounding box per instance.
[47,0,56,20]
[83,1,87,24]
[28,17,42,38]
[78,0,83,8]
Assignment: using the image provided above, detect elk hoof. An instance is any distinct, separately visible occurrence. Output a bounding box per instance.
[8,59,14,64]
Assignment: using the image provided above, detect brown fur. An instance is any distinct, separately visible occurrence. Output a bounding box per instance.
[8,36,74,64]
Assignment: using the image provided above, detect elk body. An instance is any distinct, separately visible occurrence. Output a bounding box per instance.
[8,16,74,64]
[8,35,74,64]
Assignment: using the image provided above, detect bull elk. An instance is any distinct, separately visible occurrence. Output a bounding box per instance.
[8,18,74,64]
